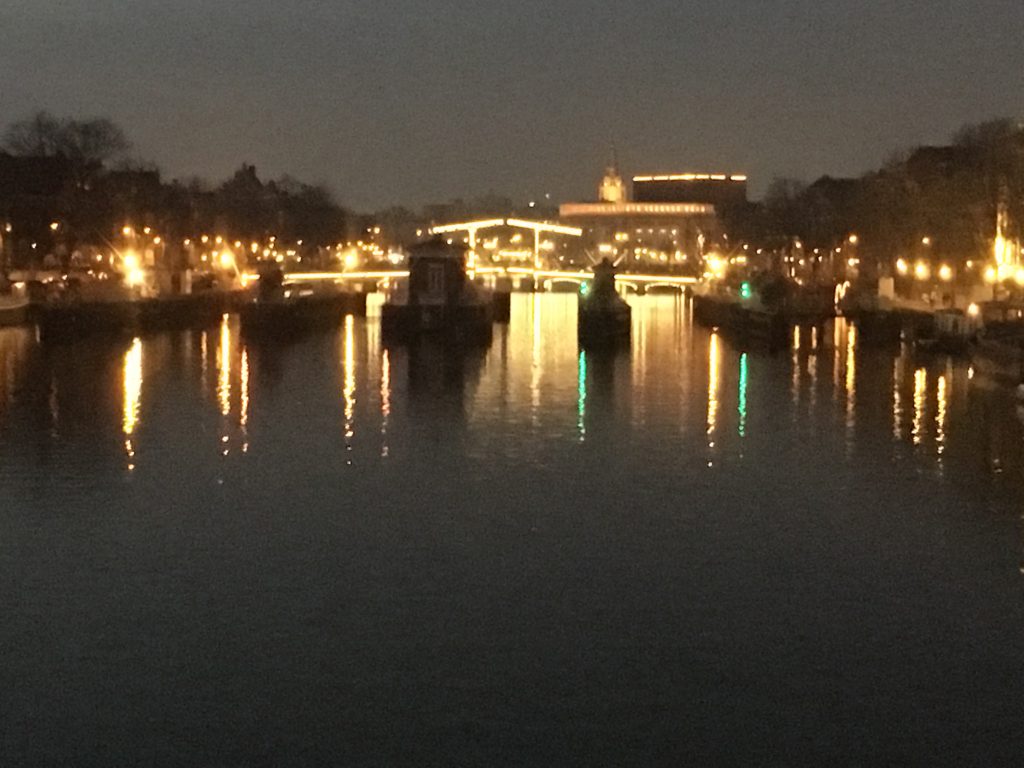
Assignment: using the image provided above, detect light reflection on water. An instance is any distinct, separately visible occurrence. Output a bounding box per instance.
[122,337,142,471]
[0,295,1020,488]
[2,294,1024,765]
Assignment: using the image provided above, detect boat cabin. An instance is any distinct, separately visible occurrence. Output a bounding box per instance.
[407,238,469,307]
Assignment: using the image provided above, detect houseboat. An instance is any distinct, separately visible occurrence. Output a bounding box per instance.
[239,267,366,337]
[692,276,788,348]
[381,238,493,343]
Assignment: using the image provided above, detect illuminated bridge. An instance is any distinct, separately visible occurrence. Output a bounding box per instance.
[429,218,584,269]
[263,268,697,293]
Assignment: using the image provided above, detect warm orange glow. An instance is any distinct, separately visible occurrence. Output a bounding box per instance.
[218,315,231,417]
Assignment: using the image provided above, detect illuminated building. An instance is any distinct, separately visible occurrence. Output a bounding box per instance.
[631,172,749,208]
[559,162,733,269]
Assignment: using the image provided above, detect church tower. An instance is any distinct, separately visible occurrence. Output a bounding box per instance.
[599,148,626,204]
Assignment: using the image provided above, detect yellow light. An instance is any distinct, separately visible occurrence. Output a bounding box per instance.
[598,243,614,254]
[344,250,359,270]
[215,236,223,245]
[123,251,140,271]
[985,266,997,283]
[219,250,235,271]
[49,221,59,231]
[914,261,929,280]
[968,302,981,318]
[143,226,151,235]
[234,241,242,249]
[938,265,952,282]
[122,226,133,237]
[705,254,726,279]
[848,234,858,245]
[1015,268,1024,287]
[184,238,191,246]
[201,235,209,244]
[921,236,931,246]
[126,268,145,287]
[251,242,259,253]
[896,258,909,275]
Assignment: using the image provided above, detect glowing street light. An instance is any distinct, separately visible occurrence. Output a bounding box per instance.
[938,264,953,282]
[914,261,929,280]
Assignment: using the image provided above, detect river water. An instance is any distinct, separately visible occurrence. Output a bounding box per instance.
[1,294,1022,766]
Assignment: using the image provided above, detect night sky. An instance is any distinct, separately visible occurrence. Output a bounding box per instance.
[2,0,1022,210]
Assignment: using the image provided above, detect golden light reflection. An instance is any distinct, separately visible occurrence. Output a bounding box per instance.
[343,315,356,461]
[936,374,948,461]
[845,323,857,431]
[912,367,927,446]
[217,314,231,417]
[122,337,143,471]
[240,347,250,453]
[380,349,391,458]
[707,332,720,462]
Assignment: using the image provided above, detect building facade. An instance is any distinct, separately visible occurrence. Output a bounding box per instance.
[559,163,739,272]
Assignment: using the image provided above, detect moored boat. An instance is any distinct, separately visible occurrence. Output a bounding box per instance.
[240,270,366,337]
[381,238,493,344]
[577,258,630,348]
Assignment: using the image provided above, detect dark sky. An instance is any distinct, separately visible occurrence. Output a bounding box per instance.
[2,0,1022,210]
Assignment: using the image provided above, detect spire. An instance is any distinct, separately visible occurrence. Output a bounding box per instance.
[599,144,626,203]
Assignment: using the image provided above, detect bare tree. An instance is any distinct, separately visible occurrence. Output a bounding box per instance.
[2,110,130,164]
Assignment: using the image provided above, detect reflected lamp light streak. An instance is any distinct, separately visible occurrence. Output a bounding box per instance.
[738,352,748,438]
[380,349,391,458]
[936,374,948,458]
[123,337,143,471]
[707,333,720,447]
[218,315,231,417]
[343,316,356,457]
[240,347,250,453]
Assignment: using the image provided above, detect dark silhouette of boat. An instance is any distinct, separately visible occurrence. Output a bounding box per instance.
[239,266,366,338]
[578,258,631,348]
[381,238,493,345]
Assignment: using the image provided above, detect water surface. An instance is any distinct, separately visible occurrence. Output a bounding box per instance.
[2,295,1022,766]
